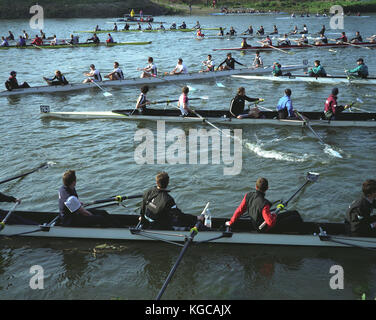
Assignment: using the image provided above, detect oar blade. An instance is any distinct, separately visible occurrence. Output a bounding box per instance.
[187,85,196,92]
[216,82,226,88]
[103,92,113,97]
[306,172,320,182]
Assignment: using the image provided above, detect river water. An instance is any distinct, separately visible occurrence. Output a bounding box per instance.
[0,13,375,300]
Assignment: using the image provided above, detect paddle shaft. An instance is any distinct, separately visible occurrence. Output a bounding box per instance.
[0,162,48,185]
[91,80,112,96]
[296,112,325,145]
[84,193,143,207]
[257,41,291,54]
[0,201,20,228]
[329,38,371,49]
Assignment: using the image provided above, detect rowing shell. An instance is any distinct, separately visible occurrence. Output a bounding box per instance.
[231,74,376,85]
[40,107,376,128]
[213,42,376,51]
[0,64,307,97]
[1,210,375,248]
[73,28,222,34]
[0,41,152,50]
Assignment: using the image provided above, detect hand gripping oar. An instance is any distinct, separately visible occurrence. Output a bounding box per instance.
[156,202,209,300]
[0,200,21,231]
[90,80,113,97]
[258,172,320,230]
[0,162,53,185]
[83,193,143,207]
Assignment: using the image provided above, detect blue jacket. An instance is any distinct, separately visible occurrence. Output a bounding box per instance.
[277,95,294,117]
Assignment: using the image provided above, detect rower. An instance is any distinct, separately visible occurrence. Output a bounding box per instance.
[22,30,29,40]
[260,35,272,47]
[345,58,369,79]
[179,21,187,29]
[135,85,150,114]
[315,34,328,45]
[243,25,253,35]
[145,22,152,30]
[252,50,263,68]
[31,35,43,46]
[58,170,115,227]
[270,25,278,35]
[40,30,46,40]
[170,58,188,75]
[95,25,101,31]
[350,31,363,43]
[225,177,303,233]
[306,60,327,77]
[336,32,348,44]
[43,70,69,86]
[217,27,224,36]
[113,23,118,31]
[297,34,308,45]
[105,61,124,80]
[5,71,30,91]
[170,22,177,30]
[201,54,215,72]
[217,52,244,71]
[240,38,249,48]
[178,86,193,116]
[1,36,9,47]
[323,88,349,120]
[123,23,130,30]
[50,35,59,46]
[290,25,298,35]
[87,33,100,44]
[300,24,308,34]
[278,34,291,46]
[69,34,79,44]
[256,25,265,36]
[229,87,262,119]
[194,21,201,29]
[196,28,205,38]
[83,64,102,83]
[345,179,376,237]
[137,23,142,30]
[158,23,165,30]
[6,31,14,41]
[319,24,326,36]
[227,26,237,36]
[139,172,202,230]
[106,33,114,43]
[276,88,296,119]
[16,36,26,47]
[140,56,158,78]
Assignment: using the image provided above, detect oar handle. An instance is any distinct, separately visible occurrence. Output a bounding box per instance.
[258,203,285,230]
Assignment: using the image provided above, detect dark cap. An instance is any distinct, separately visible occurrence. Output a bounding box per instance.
[10,71,16,75]
[332,87,339,95]
[357,58,364,62]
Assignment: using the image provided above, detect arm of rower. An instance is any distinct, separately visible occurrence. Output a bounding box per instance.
[235,59,244,66]
[227,194,247,226]
[244,95,260,103]
[262,204,277,229]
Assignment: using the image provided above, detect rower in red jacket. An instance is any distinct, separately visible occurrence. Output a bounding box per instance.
[336,32,348,44]
[324,87,349,120]
[31,35,43,46]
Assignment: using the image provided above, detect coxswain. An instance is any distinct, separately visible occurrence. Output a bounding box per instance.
[217,52,244,71]
[315,34,328,45]
[276,88,296,119]
[135,85,150,114]
[336,32,348,44]
[22,30,29,39]
[1,36,9,47]
[194,21,201,29]
[225,177,303,233]
[306,60,327,77]
[69,34,79,44]
[5,71,30,91]
[170,58,188,75]
[272,62,282,76]
[260,35,272,47]
[170,22,177,30]
[196,28,204,38]
[43,70,69,86]
[16,36,26,47]
[140,57,158,78]
[145,22,152,30]
[50,35,59,46]
[243,25,253,35]
[177,86,193,116]
[87,33,100,44]
[345,179,376,237]
[106,33,114,43]
[252,50,263,68]
[83,64,102,83]
[256,25,265,35]
[227,26,237,36]
[345,58,369,78]
[95,25,101,31]
[229,87,262,119]
[278,34,291,46]
[270,25,278,35]
[350,31,363,43]
[290,25,298,35]
[297,34,308,45]
[113,23,118,31]
[123,23,130,30]
[240,38,249,48]
[31,35,43,46]
[58,170,115,227]
[319,24,326,36]
[139,172,202,230]
[323,88,349,120]
[201,54,215,72]
[105,61,124,80]
[217,27,224,36]
[6,31,14,41]
[179,21,187,29]
[300,24,308,34]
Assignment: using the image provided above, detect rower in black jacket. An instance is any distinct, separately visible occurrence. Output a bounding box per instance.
[217,53,244,71]
[229,87,263,118]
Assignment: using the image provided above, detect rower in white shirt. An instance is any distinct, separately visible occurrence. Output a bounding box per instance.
[50,35,59,46]
[170,58,188,75]
[140,57,158,78]
[200,54,215,72]
[105,61,124,80]
[83,64,102,83]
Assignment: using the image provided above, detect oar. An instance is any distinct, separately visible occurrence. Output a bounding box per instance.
[329,38,372,50]
[258,172,320,230]
[156,202,209,300]
[83,193,143,207]
[0,200,21,231]
[0,162,53,185]
[257,41,294,55]
[90,80,113,97]
[291,38,335,52]
[295,111,342,158]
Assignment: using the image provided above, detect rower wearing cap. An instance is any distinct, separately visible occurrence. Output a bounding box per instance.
[278,34,291,46]
[31,35,43,46]
[229,87,263,119]
[87,33,100,44]
[225,177,303,232]
[345,58,368,78]
[324,88,349,120]
[139,172,202,230]
[1,37,9,47]
[306,60,327,77]
[276,88,296,119]
[43,70,69,86]
[345,179,376,237]
[217,53,244,71]
[105,61,124,80]
[135,85,150,114]
[83,64,102,83]
[170,58,188,75]
[5,71,30,91]
[177,86,193,116]
[140,57,158,78]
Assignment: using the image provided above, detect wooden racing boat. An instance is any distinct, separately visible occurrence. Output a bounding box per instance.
[213,42,376,51]
[231,74,376,85]
[0,63,307,97]
[1,209,375,248]
[40,107,376,128]
[0,41,152,50]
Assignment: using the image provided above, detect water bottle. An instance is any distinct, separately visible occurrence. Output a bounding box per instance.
[204,208,212,229]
